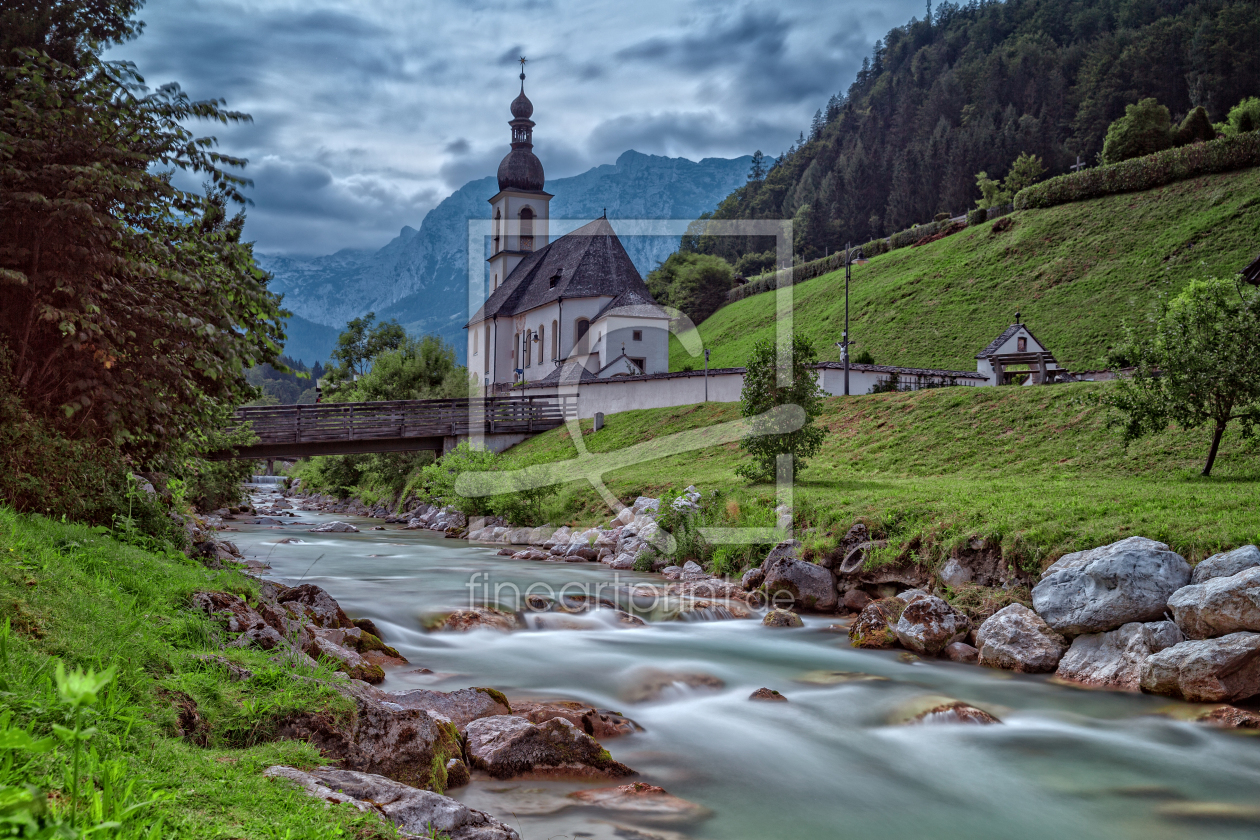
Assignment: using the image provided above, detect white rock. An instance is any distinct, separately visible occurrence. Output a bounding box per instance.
[1032,537,1191,636]
[1192,545,1260,584]
[1139,632,1260,702]
[939,557,973,589]
[976,603,1067,673]
[1055,621,1184,691]
[1168,566,1260,639]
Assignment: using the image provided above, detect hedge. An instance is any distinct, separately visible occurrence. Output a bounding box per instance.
[728,251,852,302]
[1015,131,1260,210]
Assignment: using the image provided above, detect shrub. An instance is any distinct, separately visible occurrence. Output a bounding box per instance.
[861,238,890,257]
[1015,132,1260,210]
[1101,98,1173,165]
[1174,106,1215,146]
[966,208,987,227]
[1222,96,1260,136]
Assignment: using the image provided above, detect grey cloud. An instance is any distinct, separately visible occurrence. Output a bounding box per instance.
[444,138,471,155]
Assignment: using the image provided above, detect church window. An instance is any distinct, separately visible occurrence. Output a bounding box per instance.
[549,273,560,289]
[493,208,501,253]
[537,325,544,366]
[484,325,491,374]
[1018,336,1027,352]
[523,330,532,367]
[473,329,478,355]
[632,330,643,341]
[629,358,646,374]
[551,319,558,362]
[519,207,534,252]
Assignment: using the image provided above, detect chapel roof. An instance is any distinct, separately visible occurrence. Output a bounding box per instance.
[975,322,1053,359]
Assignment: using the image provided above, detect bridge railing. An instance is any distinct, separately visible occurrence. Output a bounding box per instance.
[231,395,578,447]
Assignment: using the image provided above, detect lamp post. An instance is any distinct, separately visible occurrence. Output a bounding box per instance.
[844,242,851,396]
[704,348,710,402]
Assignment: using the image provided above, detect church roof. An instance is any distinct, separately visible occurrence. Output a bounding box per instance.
[468,217,657,325]
[592,287,670,323]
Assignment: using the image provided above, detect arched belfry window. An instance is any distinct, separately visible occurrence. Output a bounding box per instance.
[519,207,534,252]
[493,208,501,253]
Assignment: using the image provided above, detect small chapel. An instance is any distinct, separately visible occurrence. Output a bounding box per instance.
[465,63,670,389]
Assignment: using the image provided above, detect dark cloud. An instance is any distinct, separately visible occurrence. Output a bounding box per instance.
[107,0,924,255]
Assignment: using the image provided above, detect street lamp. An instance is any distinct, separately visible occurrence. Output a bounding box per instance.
[703,348,711,401]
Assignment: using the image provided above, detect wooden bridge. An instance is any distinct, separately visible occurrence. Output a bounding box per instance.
[206,395,577,460]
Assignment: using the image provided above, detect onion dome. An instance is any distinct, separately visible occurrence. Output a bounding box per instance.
[511,89,533,119]
[497,62,545,191]
[497,148,545,191]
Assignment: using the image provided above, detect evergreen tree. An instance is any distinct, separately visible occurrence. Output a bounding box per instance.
[748,150,766,181]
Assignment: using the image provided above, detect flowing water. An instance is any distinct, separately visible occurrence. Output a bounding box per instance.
[227,485,1260,840]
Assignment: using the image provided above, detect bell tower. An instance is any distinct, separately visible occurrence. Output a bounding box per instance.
[487,57,551,294]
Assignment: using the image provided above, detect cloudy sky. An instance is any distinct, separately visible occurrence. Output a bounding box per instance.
[108,0,925,256]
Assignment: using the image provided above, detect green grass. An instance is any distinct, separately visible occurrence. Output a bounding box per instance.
[672,166,1260,373]
[0,509,392,839]
[504,383,1260,571]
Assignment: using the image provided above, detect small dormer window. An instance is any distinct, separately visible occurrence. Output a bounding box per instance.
[549,273,560,289]
[632,330,643,341]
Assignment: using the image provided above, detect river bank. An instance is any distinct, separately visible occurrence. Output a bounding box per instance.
[203,481,1260,840]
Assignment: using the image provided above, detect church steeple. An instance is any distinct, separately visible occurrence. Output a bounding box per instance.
[497,57,544,191]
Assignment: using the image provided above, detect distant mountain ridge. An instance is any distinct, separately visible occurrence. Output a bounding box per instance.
[257,150,752,361]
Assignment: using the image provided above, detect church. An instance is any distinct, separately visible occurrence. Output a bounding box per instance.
[465,66,670,389]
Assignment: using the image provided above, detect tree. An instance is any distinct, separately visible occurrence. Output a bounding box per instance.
[328,313,406,381]
[1101,98,1173,164]
[736,334,827,481]
[0,39,285,467]
[1221,96,1260,135]
[748,150,766,181]
[1105,278,1260,476]
[335,335,467,402]
[1003,152,1046,194]
[645,252,735,326]
[973,171,1008,209]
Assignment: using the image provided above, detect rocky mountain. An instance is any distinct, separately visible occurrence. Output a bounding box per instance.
[258,150,752,362]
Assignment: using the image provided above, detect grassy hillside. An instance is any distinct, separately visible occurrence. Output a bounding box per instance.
[0,510,386,839]
[671,167,1260,373]
[505,383,1260,570]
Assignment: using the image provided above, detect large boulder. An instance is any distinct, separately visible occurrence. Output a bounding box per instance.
[1139,632,1260,702]
[1031,537,1191,636]
[277,583,354,629]
[306,634,385,683]
[975,603,1067,673]
[1055,621,1184,691]
[307,521,358,533]
[1192,545,1260,584]
[389,688,511,733]
[762,549,837,612]
[276,680,462,790]
[762,608,802,628]
[263,766,519,839]
[1167,566,1260,639]
[848,598,905,649]
[430,608,521,633]
[464,715,635,780]
[510,700,641,740]
[893,595,971,655]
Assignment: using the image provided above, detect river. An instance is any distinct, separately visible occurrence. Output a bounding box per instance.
[226,484,1260,840]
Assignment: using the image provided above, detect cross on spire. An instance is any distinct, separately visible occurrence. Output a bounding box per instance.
[519,55,527,84]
